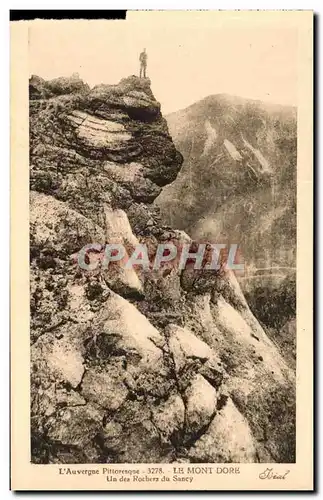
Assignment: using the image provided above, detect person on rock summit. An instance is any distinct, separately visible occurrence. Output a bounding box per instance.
[139,48,148,78]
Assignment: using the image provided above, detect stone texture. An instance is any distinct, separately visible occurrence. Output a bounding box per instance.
[81,365,128,411]
[46,405,102,448]
[168,324,216,373]
[152,394,185,443]
[100,292,164,371]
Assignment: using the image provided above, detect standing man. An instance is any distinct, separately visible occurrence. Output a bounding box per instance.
[139,48,148,78]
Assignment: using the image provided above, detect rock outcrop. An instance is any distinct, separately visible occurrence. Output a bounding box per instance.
[30,75,295,464]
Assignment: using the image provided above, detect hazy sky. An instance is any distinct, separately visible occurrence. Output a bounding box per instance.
[29,13,298,114]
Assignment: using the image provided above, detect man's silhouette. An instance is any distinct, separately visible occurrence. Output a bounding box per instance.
[139,48,147,78]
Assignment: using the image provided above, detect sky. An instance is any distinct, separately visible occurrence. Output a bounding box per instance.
[28,12,299,115]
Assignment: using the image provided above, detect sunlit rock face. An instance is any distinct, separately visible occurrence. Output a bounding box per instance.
[30,75,295,465]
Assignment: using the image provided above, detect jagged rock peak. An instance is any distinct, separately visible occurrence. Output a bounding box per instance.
[29,74,183,221]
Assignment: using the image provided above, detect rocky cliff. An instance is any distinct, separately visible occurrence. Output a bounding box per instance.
[30,75,295,464]
[156,95,297,366]
[157,95,296,265]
